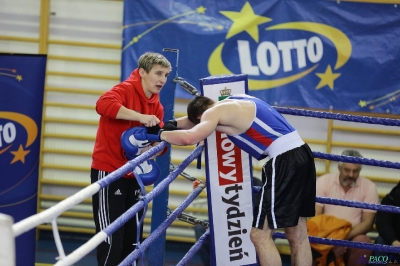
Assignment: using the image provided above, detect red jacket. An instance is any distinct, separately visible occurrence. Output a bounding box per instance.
[91,69,165,177]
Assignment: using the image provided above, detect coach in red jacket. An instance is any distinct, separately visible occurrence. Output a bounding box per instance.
[91,52,171,265]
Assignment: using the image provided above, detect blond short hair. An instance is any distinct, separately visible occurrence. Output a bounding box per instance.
[138,52,171,73]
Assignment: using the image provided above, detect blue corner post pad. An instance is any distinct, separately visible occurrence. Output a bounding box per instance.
[147,48,179,266]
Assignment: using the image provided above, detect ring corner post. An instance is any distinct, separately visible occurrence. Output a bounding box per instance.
[201,74,257,265]
[148,48,178,266]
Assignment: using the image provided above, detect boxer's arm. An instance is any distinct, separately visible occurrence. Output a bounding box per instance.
[163,117,195,130]
[160,113,219,145]
[175,116,196,129]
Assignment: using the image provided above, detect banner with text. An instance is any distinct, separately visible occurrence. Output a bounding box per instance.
[0,53,46,266]
[122,0,400,115]
[201,74,257,266]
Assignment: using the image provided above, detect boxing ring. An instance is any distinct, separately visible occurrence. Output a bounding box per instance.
[1,105,399,265]
[1,46,400,265]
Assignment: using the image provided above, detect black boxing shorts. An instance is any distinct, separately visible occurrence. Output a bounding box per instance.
[252,143,316,229]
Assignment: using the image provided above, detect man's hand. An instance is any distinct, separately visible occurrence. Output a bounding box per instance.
[139,114,160,127]
[392,240,400,247]
[332,246,347,257]
[131,125,163,143]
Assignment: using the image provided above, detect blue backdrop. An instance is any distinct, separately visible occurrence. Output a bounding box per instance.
[0,53,46,266]
[122,0,400,115]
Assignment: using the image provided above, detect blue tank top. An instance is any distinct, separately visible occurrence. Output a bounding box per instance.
[226,94,295,160]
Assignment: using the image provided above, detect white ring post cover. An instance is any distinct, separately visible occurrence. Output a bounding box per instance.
[0,213,15,266]
[201,74,258,266]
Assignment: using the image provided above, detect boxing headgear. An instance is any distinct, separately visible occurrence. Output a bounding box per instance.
[134,159,160,186]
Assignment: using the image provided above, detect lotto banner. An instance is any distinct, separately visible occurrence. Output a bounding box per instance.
[201,74,257,266]
[0,54,46,266]
[122,0,400,115]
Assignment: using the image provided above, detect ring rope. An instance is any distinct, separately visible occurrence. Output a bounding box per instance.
[316,196,400,214]
[313,152,400,170]
[119,186,204,266]
[273,232,400,254]
[12,142,167,238]
[174,192,400,261]
[253,186,400,215]
[10,107,400,264]
[177,229,210,266]
[132,166,153,263]
[51,219,66,262]
[175,206,400,261]
[97,142,167,189]
[274,106,400,127]
[53,144,203,266]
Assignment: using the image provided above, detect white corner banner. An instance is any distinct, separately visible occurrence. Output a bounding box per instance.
[200,74,258,266]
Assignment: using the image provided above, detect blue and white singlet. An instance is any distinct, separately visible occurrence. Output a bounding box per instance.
[226,94,305,160]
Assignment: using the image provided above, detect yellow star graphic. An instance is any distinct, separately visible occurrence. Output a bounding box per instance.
[16,75,23,81]
[196,6,206,14]
[359,100,367,107]
[10,144,30,164]
[315,65,341,90]
[220,1,271,42]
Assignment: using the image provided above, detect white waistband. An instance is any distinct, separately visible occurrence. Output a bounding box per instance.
[265,130,305,158]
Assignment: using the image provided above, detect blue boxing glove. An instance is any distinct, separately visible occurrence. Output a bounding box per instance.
[134,159,160,186]
[121,127,152,158]
[131,125,163,143]
[120,127,161,186]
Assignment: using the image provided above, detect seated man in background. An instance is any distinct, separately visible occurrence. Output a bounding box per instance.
[315,149,379,265]
[373,181,400,262]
